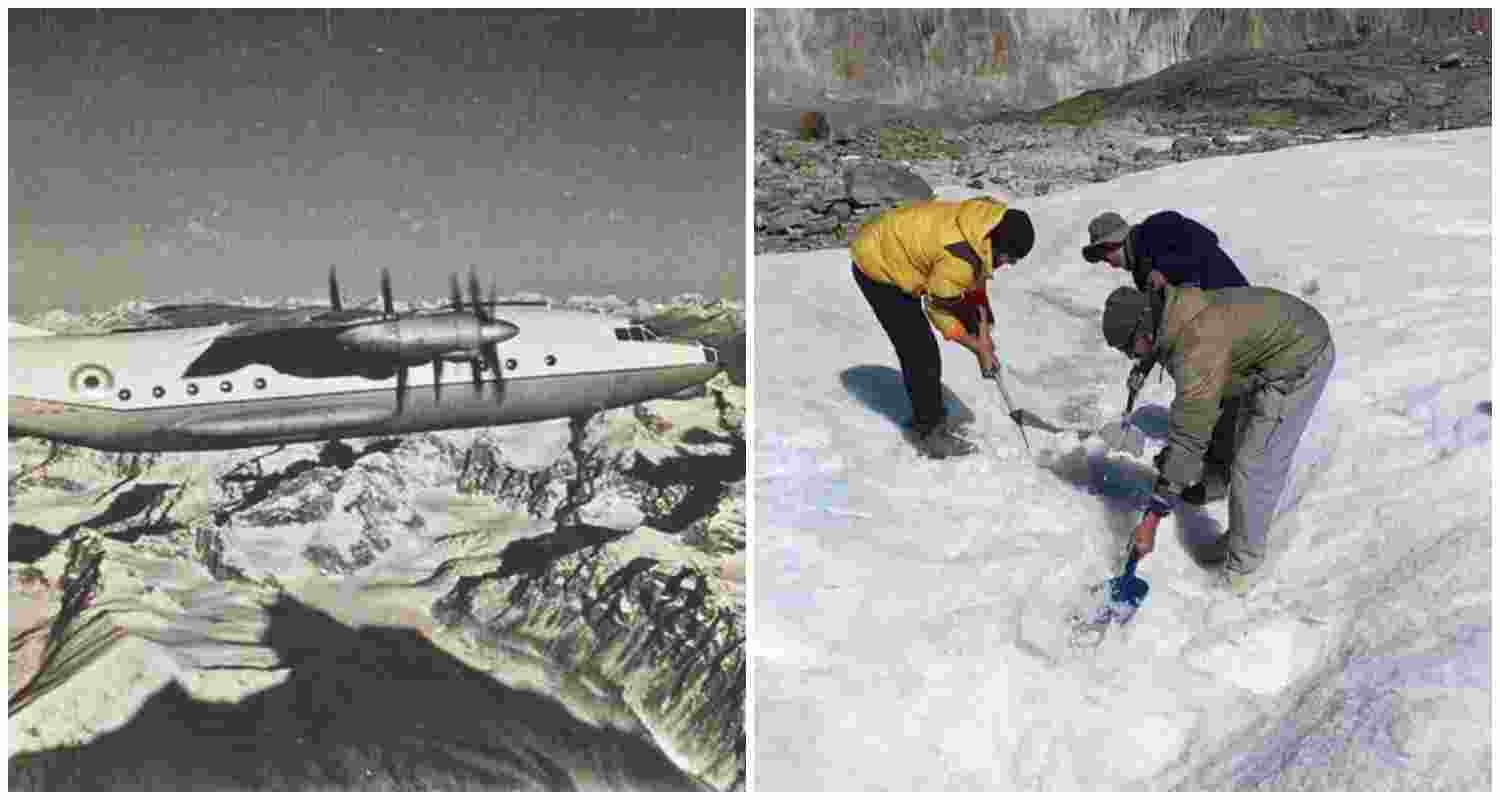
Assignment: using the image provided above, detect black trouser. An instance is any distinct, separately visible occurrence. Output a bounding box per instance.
[853,263,945,431]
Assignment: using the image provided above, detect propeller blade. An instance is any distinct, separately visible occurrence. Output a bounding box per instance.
[484,278,503,403]
[469,358,484,391]
[396,364,408,415]
[328,266,343,311]
[483,343,503,402]
[449,273,464,311]
[468,269,486,322]
[381,268,395,316]
[432,358,443,404]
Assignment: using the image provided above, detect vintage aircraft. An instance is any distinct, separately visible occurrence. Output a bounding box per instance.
[8,269,721,452]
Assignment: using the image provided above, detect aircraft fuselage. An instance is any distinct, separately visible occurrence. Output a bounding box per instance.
[9,307,720,452]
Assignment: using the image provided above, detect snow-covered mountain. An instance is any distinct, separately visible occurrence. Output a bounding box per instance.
[753,128,1491,790]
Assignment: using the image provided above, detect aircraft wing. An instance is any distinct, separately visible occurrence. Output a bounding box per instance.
[146,303,384,336]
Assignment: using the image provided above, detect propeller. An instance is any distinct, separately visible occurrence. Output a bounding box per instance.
[328,266,343,311]
[380,268,396,316]
[466,269,485,391]
[377,268,409,413]
[396,360,408,415]
[355,267,506,415]
[468,268,504,402]
[430,273,465,403]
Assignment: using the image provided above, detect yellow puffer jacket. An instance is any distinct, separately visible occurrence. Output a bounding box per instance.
[852,197,1009,338]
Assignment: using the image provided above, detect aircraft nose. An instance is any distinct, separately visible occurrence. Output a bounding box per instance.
[480,320,519,344]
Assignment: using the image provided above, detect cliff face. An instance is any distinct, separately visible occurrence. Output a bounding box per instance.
[756,8,1491,111]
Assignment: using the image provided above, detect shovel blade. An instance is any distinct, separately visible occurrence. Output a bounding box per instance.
[1081,563,1150,628]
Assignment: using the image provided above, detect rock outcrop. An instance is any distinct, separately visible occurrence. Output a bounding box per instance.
[756,29,1491,255]
[756,8,1490,112]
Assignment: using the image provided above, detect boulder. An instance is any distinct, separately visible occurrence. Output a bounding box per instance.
[844,161,934,207]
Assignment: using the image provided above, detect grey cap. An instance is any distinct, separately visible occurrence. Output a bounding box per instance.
[1083,211,1131,262]
[1101,286,1151,352]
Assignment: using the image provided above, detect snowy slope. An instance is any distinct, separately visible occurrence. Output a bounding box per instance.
[753,128,1491,790]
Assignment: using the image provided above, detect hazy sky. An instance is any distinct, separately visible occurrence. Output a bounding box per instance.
[9,9,746,315]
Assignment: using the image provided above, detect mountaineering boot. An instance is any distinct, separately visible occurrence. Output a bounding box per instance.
[1181,463,1230,506]
[904,420,978,460]
[1196,534,1229,568]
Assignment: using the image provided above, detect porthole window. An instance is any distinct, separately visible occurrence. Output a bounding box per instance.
[545,355,557,366]
[254,377,267,390]
[152,386,165,399]
[505,358,518,370]
[118,389,132,401]
[69,364,114,393]
[219,381,233,393]
[187,383,200,396]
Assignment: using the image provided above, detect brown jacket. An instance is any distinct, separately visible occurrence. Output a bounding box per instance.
[1154,285,1332,491]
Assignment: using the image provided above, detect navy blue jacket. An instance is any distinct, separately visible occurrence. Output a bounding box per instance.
[1127,211,1248,292]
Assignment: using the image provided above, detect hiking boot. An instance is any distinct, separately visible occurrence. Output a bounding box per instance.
[1195,536,1229,568]
[905,420,978,460]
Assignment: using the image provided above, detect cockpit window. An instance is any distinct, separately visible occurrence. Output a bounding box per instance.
[614,325,658,342]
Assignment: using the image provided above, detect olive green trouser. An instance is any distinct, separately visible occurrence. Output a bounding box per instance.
[1222,343,1337,575]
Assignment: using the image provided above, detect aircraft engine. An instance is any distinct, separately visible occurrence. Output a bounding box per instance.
[334,314,518,360]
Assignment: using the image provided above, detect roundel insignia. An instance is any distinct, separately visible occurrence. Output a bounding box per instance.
[69,363,115,393]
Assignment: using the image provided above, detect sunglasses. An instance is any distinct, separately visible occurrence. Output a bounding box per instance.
[1082,241,1123,264]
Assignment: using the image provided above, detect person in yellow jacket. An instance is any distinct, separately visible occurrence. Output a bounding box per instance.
[851,196,1035,459]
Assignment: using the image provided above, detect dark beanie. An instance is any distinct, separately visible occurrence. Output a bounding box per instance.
[990,208,1035,262]
[1101,286,1151,352]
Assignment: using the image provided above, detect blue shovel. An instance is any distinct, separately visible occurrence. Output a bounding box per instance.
[1069,546,1151,646]
[1102,548,1151,625]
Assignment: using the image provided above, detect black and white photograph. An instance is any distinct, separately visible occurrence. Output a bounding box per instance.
[9,8,745,790]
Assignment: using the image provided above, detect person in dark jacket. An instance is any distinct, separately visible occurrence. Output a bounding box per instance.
[1085,211,1252,502]
[1082,210,1249,293]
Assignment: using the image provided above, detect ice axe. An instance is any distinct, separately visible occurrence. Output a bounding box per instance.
[983,365,1030,453]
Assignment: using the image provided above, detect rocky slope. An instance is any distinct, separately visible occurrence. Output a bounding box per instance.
[756,8,1490,112]
[756,30,1491,254]
[7,298,745,790]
